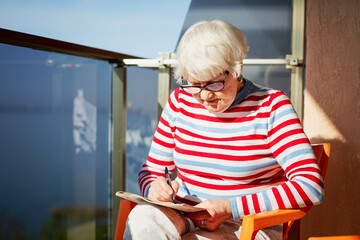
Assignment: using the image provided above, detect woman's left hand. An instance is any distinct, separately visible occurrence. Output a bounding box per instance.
[184,199,233,231]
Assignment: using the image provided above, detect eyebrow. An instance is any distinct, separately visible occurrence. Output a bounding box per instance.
[186,74,224,85]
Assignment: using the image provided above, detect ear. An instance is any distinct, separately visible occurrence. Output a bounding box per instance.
[233,61,243,77]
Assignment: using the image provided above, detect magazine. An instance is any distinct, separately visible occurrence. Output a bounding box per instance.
[116,191,206,213]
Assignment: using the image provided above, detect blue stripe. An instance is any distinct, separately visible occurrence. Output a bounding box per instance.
[230,198,240,219]
[278,148,313,166]
[175,156,277,172]
[144,186,150,198]
[162,107,175,122]
[297,179,323,202]
[178,185,245,200]
[150,147,173,157]
[163,102,268,133]
[269,108,297,126]
[261,191,273,211]
[139,172,148,178]
[177,117,268,134]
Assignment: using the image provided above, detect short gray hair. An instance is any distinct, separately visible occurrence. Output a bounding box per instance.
[174,20,249,83]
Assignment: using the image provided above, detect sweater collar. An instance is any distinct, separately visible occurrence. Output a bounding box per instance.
[229,77,256,108]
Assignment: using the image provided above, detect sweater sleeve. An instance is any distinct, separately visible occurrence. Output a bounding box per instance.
[138,90,179,197]
[230,92,324,219]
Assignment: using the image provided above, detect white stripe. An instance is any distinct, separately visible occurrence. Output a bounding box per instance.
[246,195,256,214]
[257,192,268,212]
[287,182,306,207]
[278,184,291,208]
[266,189,279,210]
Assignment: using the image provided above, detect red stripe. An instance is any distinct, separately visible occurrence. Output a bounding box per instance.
[282,183,299,208]
[157,127,173,139]
[177,167,278,182]
[179,107,271,123]
[272,187,286,209]
[168,96,179,113]
[267,118,301,138]
[177,127,266,141]
[287,168,320,181]
[175,134,268,151]
[252,194,261,213]
[300,174,324,188]
[176,171,272,190]
[272,138,311,158]
[292,181,313,205]
[242,196,250,215]
[153,136,174,148]
[159,116,171,128]
[139,175,156,191]
[270,98,292,112]
[175,147,273,161]
[285,159,317,173]
[288,172,324,188]
[268,128,304,147]
[147,156,173,166]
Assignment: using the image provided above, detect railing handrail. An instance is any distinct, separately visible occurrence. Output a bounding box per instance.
[0,28,141,64]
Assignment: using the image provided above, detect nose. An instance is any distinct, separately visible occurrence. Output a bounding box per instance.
[200,89,214,100]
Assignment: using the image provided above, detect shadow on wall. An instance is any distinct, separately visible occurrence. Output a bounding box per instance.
[302,139,360,237]
[302,0,360,237]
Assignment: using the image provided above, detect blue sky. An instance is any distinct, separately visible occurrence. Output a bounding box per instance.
[0,0,191,58]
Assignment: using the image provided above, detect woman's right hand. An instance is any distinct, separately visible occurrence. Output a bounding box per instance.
[148,176,179,203]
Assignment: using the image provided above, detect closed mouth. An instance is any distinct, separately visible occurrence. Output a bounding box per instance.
[205,99,218,103]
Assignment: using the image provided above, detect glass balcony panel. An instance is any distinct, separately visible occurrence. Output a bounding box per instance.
[125,66,158,195]
[178,0,292,94]
[243,64,291,96]
[0,43,112,240]
[180,0,292,59]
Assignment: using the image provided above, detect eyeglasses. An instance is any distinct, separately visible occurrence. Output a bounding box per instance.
[180,71,228,94]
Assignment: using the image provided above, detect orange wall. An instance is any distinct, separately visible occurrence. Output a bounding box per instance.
[303,0,360,238]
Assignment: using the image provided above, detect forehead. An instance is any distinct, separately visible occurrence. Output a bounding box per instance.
[186,72,225,84]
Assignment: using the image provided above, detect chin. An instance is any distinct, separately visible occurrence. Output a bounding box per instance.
[206,106,226,114]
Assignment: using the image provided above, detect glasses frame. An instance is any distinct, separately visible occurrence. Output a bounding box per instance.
[180,71,229,94]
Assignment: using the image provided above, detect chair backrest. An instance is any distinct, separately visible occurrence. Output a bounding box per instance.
[284,143,331,240]
[311,143,331,179]
[114,144,331,240]
[114,199,137,240]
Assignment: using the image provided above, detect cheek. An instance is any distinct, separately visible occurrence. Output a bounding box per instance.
[192,93,202,102]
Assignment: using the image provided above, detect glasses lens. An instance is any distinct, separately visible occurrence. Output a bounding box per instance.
[182,87,201,94]
[205,82,224,91]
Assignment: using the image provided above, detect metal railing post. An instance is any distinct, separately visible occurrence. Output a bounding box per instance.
[157,52,173,120]
[288,0,306,121]
[111,65,127,239]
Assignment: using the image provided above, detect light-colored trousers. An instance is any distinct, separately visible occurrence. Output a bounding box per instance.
[124,204,282,240]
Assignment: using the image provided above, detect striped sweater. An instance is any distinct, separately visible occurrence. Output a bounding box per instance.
[139,80,324,220]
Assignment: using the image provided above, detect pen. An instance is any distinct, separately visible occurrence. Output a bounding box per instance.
[165,167,175,203]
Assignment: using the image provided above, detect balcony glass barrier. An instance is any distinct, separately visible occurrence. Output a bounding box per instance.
[125,66,158,195]
[178,0,292,94]
[0,43,112,240]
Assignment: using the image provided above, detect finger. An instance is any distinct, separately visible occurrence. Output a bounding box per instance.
[149,189,172,202]
[171,181,179,193]
[149,181,173,202]
[157,177,174,194]
[184,211,210,220]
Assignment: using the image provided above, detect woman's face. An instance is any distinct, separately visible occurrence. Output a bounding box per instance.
[187,72,242,114]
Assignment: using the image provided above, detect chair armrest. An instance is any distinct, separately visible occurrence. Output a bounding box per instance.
[239,207,311,240]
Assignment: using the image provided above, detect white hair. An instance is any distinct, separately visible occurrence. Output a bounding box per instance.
[174,20,249,83]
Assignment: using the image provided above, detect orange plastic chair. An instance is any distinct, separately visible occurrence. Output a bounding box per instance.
[114,143,330,240]
[240,143,331,240]
[114,199,137,239]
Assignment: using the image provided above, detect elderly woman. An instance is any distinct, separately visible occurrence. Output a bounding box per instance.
[124,20,323,240]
